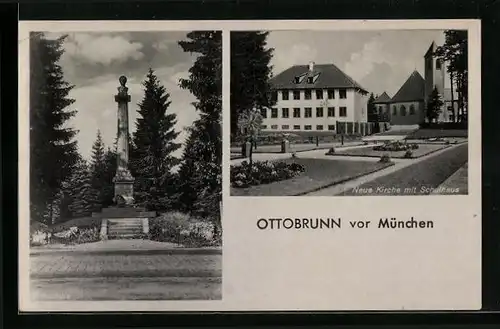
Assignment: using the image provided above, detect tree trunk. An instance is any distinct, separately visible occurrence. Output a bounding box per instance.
[450,72,455,122]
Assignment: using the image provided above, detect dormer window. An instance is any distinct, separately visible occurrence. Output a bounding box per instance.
[294,73,307,84]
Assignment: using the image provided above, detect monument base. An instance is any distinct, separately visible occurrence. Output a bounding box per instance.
[114,179,135,206]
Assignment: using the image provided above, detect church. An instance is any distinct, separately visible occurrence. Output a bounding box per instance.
[373,41,459,126]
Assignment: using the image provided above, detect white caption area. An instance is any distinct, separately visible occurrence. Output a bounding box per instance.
[223,196,481,311]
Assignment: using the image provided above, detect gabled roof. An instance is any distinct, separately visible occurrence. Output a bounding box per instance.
[390,70,425,103]
[373,91,392,103]
[270,63,367,93]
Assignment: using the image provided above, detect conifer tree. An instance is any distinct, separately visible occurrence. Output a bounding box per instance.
[101,147,117,207]
[177,31,222,223]
[367,93,378,123]
[66,158,98,218]
[132,68,181,210]
[230,31,275,139]
[89,130,106,209]
[30,32,79,223]
[426,86,444,123]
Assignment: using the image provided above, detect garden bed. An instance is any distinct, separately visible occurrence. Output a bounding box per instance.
[230,158,394,196]
[332,143,450,159]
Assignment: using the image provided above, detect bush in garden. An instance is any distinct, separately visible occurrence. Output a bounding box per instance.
[325,147,336,155]
[404,150,413,158]
[230,160,305,188]
[373,141,418,152]
[149,211,220,247]
[379,153,392,163]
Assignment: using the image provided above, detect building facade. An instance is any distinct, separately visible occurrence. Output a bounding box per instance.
[261,62,369,134]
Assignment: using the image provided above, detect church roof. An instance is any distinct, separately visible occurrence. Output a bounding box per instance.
[373,91,392,103]
[390,70,425,103]
[424,41,436,58]
[270,63,368,93]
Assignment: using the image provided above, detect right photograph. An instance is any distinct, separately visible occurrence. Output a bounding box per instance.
[230,30,469,197]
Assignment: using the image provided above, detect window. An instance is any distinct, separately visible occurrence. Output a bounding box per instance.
[316,107,324,117]
[293,90,301,100]
[282,125,289,130]
[282,108,289,118]
[305,90,312,100]
[339,89,347,99]
[271,108,278,118]
[260,108,267,118]
[271,125,278,130]
[327,107,335,117]
[307,76,314,84]
[294,76,301,84]
[392,105,397,115]
[409,104,416,115]
[328,125,335,131]
[316,90,323,99]
[261,125,267,129]
[377,106,382,113]
[271,91,277,102]
[293,107,301,118]
[305,107,312,118]
[304,125,312,130]
[293,125,301,130]
[327,89,335,99]
[282,90,289,100]
[436,59,442,70]
[400,105,407,116]
[339,107,347,117]
[316,125,324,131]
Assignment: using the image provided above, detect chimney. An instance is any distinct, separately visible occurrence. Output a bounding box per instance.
[309,61,315,72]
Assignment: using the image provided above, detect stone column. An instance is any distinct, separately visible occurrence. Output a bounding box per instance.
[113,75,135,206]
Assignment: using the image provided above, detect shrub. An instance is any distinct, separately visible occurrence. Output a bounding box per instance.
[373,141,419,152]
[230,160,305,188]
[149,211,220,247]
[379,153,392,163]
[325,147,336,155]
[363,141,369,145]
[404,150,413,158]
[410,143,419,150]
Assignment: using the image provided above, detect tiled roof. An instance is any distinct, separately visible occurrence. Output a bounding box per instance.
[373,91,392,103]
[270,63,367,92]
[390,70,425,103]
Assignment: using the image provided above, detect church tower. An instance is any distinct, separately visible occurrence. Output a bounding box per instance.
[424,41,446,121]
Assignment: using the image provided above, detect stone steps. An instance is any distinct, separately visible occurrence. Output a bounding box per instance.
[93,207,156,219]
[106,217,146,240]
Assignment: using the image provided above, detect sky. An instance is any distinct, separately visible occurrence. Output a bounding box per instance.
[43,31,199,160]
[266,30,450,97]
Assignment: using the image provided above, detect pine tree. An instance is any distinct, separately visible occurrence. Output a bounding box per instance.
[89,130,106,210]
[177,31,222,223]
[426,86,444,123]
[66,158,98,218]
[30,32,79,223]
[367,93,378,123]
[131,68,181,211]
[101,147,117,207]
[230,31,275,139]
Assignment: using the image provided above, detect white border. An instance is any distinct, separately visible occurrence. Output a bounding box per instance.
[19,19,481,312]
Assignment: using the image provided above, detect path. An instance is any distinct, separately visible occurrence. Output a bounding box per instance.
[30,239,222,301]
[304,142,468,196]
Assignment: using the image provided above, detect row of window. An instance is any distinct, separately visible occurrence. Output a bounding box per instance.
[271,88,347,101]
[261,107,348,119]
[262,124,336,131]
[376,104,417,116]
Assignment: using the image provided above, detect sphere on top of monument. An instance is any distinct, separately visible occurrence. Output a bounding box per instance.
[119,75,127,87]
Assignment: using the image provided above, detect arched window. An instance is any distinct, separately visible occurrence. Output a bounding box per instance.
[409,104,416,115]
[400,105,407,116]
[392,105,397,115]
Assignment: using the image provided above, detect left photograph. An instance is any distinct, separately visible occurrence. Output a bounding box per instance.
[26,30,222,301]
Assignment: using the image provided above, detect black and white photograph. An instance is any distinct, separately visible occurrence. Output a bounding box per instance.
[24,29,222,301]
[230,30,470,197]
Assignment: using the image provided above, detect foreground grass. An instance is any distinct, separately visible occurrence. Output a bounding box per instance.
[230,158,393,196]
[340,143,468,196]
[334,144,449,159]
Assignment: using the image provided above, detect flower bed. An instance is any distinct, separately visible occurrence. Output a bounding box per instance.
[230,160,305,188]
[373,141,419,152]
[30,224,101,247]
[149,211,221,247]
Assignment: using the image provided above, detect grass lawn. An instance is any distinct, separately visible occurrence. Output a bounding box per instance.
[334,143,449,159]
[433,163,468,194]
[230,158,394,196]
[406,128,468,139]
[339,143,468,196]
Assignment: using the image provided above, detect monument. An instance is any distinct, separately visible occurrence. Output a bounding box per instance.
[113,75,135,206]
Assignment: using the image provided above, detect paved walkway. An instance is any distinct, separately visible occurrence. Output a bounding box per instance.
[304,142,468,196]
